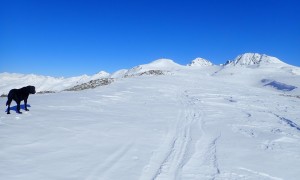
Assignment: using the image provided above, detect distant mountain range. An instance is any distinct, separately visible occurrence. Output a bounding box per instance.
[0,53,299,95]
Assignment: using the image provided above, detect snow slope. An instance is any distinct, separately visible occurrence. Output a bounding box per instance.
[1,53,300,180]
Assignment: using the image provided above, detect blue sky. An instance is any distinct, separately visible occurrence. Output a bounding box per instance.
[1,0,299,77]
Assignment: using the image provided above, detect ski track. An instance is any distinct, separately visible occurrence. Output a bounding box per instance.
[237,167,284,180]
[140,90,220,180]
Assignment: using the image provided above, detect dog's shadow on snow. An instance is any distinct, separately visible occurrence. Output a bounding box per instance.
[5,104,31,113]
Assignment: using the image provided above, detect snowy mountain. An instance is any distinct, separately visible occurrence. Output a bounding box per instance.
[0,59,181,94]
[1,53,300,179]
[124,59,183,77]
[89,71,110,80]
[187,57,213,67]
[214,53,300,96]
[1,54,299,95]
[224,53,285,66]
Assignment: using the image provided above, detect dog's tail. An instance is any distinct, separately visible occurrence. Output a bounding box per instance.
[6,100,8,106]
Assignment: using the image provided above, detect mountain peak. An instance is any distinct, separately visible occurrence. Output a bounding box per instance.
[133,58,181,70]
[225,53,284,66]
[187,57,213,67]
[147,59,181,67]
[90,71,110,80]
[124,59,182,77]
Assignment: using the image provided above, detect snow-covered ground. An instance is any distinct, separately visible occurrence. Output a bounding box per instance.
[1,53,300,180]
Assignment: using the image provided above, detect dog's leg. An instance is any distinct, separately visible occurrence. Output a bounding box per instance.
[17,101,22,114]
[6,103,11,114]
[6,98,12,114]
[24,99,29,111]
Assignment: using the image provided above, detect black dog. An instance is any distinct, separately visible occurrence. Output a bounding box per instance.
[6,86,36,114]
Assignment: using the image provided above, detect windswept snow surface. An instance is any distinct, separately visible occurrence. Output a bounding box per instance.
[1,59,300,180]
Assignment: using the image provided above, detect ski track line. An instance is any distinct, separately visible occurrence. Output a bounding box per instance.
[238,167,284,180]
[181,135,220,180]
[140,90,220,180]
[85,142,133,180]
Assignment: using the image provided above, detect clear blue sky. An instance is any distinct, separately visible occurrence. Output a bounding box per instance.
[1,0,299,77]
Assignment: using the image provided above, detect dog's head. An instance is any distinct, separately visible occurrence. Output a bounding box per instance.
[27,86,36,94]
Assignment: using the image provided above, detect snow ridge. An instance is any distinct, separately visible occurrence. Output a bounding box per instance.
[64,78,114,91]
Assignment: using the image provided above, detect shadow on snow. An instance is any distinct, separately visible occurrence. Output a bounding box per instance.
[5,104,31,114]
